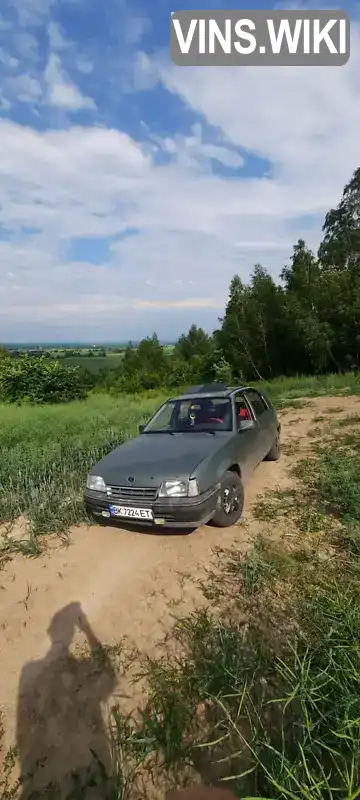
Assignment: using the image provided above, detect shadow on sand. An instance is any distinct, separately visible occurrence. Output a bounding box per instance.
[16,602,118,799]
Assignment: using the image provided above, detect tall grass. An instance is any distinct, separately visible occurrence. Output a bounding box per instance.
[257,370,360,407]
[0,392,166,537]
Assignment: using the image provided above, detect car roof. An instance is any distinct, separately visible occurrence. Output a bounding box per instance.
[169,384,254,402]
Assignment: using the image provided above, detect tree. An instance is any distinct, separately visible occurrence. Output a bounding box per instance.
[246,264,288,378]
[122,342,141,376]
[174,325,212,361]
[213,356,234,385]
[280,240,334,373]
[136,334,167,375]
[217,269,289,381]
[115,335,169,392]
[216,275,252,379]
[318,167,360,272]
[281,240,320,305]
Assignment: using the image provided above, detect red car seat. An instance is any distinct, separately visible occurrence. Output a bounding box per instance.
[238,406,251,421]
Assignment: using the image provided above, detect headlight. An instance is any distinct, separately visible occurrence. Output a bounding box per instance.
[159,479,199,498]
[87,474,106,492]
[159,480,188,497]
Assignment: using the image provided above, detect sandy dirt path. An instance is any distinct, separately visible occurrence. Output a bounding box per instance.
[1,394,359,793]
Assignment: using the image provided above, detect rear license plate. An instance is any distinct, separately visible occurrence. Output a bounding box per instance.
[109,505,153,520]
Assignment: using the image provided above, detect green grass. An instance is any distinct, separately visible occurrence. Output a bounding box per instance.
[62,355,124,373]
[0,391,167,542]
[256,371,360,407]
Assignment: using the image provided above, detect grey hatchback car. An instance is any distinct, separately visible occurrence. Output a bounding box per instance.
[84,383,281,530]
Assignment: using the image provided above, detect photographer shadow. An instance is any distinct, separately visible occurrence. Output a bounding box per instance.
[16,602,117,799]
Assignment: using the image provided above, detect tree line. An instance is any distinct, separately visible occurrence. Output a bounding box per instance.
[0,166,359,403]
[97,165,360,393]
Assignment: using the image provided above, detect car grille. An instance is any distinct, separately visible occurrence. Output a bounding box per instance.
[107,485,158,502]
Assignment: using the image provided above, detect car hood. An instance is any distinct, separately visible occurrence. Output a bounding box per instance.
[92,432,227,486]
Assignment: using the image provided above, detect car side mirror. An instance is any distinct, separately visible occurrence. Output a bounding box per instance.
[138,424,145,434]
[238,419,255,431]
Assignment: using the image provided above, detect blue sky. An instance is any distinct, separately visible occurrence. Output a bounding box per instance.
[0,0,360,342]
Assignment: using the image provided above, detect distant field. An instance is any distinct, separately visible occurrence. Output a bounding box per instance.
[63,354,124,372]
[62,346,173,372]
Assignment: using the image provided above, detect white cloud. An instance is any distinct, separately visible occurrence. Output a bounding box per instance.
[76,57,93,74]
[44,54,96,110]
[153,122,245,169]
[133,298,219,309]
[9,0,54,28]
[132,51,159,91]
[48,21,71,51]
[154,23,360,200]
[0,15,360,338]
[0,47,18,67]
[5,73,42,103]
[0,6,95,113]
[12,31,39,60]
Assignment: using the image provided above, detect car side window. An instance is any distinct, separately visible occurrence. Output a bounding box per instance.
[234,393,253,425]
[245,389,268,418]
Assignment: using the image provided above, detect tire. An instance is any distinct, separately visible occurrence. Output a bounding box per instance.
[264,429,281,461]
[211,470,244,528]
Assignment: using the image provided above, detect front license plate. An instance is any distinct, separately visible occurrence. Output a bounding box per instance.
[109,505,153,521]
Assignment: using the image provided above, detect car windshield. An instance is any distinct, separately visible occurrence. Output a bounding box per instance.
[143,397,232,433]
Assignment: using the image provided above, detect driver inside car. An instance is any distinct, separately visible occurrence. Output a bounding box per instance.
[192,399,224,425]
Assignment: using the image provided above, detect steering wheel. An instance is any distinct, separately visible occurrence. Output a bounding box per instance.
[206,416,224,424]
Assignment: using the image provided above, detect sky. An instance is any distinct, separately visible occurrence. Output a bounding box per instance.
[0,0,360,343]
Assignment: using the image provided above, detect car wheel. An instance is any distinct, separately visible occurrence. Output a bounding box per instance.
[264,430,281,461]
[211,470,244,527]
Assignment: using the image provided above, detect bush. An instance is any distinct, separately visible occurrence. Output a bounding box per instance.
[0,355,87,405]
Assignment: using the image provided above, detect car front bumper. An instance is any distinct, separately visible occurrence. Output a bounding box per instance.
[84,484,220,529]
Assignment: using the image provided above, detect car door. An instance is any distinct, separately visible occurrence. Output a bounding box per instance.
[244,388,276,460]
[233,391,264,480]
